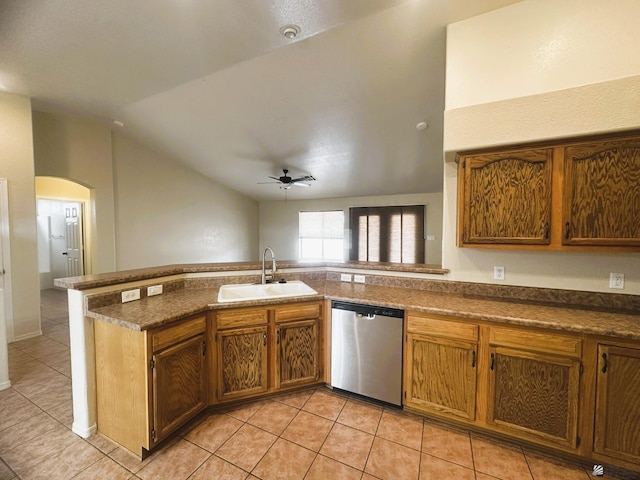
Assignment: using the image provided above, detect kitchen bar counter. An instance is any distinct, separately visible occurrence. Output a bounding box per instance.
[86,279,640,341]
[54,260,449,290]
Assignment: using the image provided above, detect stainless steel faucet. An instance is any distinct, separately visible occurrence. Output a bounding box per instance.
[261,246,276,284]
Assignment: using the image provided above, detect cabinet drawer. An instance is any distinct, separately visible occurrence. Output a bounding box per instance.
[274,302,321,323]
[407,313,478,342]
[216,307,268,329]
[489,327,582,358]
[151,315,206,353]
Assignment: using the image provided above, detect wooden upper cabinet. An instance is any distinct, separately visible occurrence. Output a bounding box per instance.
[459,147,553,245]
[563,137,640,246]
[457,131,640,251]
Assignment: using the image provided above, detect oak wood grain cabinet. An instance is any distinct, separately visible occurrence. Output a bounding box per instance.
[213,301,323,403]
[274,303,321,389]
[485,326,582,451]
[458,147,553,245]
[593,344,640,465]
[563,137,640,246]
[215,307,269,402]
[404,312,479,422]
[457,131,640,251]
[94,314,207,457]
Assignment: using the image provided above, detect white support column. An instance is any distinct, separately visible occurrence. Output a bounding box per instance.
[68,288,97,438]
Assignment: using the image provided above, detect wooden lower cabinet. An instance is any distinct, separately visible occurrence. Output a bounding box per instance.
[217,326,268,401]
[593,344,640,465]
[152,333,207,443]
[214,301,323,403]
[486,326,582,450]
[404,313,478,422]
[487,345,581,449]
[275,319,319,389]
[404,313,585,454]
[95,314,207,457]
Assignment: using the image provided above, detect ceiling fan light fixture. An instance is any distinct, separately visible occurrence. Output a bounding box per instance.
[280,25,300,39]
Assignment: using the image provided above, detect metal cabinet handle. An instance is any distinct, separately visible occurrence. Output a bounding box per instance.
[471,350,476,368]
[490,353,495,371]
[544,223,550,239]
[263,332,267,346]
[564,222,571,240]
[601,353,608,374]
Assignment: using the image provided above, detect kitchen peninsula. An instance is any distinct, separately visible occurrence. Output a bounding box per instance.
[55,261,640,471]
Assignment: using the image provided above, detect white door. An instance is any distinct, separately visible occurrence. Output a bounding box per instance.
[0,179,11,390]
[64,202,85,277]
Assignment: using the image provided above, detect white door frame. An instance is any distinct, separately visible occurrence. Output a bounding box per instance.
[0,178,12,390]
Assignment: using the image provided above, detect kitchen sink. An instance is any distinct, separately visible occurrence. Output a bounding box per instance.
[216,281,318,303]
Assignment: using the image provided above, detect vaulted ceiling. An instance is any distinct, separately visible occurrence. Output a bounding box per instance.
[1,0,521,200]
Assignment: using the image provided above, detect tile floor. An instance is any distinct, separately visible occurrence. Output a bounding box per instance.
[0,288,637,479]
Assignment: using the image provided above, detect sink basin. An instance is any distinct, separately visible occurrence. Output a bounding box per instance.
[216,281,318,303]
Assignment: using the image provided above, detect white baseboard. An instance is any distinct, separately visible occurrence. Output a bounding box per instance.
[72,422,97,439]
[0,380,11,391]
[10,330,43,343]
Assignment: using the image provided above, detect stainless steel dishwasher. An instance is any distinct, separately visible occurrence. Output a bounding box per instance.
[331,301,404,406]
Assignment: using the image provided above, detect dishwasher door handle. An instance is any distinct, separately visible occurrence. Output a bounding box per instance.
[356,313,376,320]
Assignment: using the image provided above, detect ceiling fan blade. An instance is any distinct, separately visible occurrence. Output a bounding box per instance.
[292,182,310,187]
[290,175,316,183]
[268,176,281,181]
[257,181,281,184]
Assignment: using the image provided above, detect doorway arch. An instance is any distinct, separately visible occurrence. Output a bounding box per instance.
[35,177,92,289]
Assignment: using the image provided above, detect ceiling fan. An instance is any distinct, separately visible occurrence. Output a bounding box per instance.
[259,169,316,189]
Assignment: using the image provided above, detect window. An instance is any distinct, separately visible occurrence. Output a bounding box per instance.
[349,205,425,263]
[299,210,344,261]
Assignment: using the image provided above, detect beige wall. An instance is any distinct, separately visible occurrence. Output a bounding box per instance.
[112,133,259,268]
[33,111,116,274]
[0,93,40,341]
[258,193,443,265]
[443,0,640,294]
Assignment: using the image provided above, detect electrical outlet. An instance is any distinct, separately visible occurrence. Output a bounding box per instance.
[609,272,625,290]
[340,274,352,282]
[147,285,163,296]
[121,289,141,303]
[354,275,366,284]
[493,266,505,281]
[426,235,436,241]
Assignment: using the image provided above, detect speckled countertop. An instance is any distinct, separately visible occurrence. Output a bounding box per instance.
[54,260,449,290]
[86,280,640,341]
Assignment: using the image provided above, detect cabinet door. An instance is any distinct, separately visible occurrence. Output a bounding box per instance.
[459,148,553,245]
[563,137,640,246]
[217,326,268,401]
[594,345,640,464]
[487,346,580,449]
[405,333,477,421]
[151,334,207,444]
[275,319,319,390]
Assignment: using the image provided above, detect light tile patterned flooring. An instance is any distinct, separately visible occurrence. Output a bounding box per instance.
[0,288,636,479]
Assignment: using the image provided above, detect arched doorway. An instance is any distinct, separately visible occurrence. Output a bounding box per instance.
[35,177,92,289]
